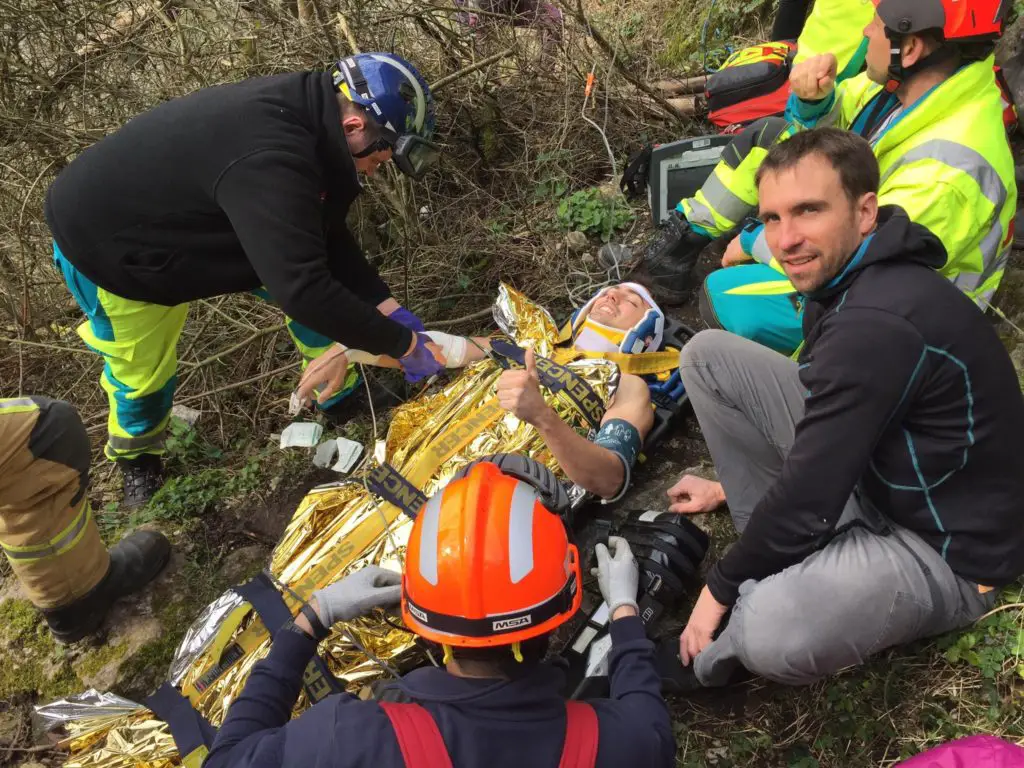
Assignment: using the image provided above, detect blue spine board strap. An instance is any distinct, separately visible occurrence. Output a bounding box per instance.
[366,462,428,519]
[145,681,218,756]
[233,571,345,702]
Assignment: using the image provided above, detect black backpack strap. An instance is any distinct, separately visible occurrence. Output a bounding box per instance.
[233,571,345,704]
[620,143,654,199]
[145,682,217,768]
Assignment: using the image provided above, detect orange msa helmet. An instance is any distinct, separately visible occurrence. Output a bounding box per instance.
[401,454,582,649]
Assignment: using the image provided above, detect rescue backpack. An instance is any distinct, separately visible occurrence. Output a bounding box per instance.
[705,41,796,130]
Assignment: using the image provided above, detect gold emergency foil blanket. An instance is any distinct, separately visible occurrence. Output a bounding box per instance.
[55,285,619,767]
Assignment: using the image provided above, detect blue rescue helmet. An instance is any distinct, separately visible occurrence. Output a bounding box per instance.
[331,53,440,178]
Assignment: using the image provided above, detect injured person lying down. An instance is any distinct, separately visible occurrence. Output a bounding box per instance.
[292,280,672,502]
[46,282,691,768]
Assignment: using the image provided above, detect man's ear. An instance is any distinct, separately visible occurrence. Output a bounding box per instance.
[901,33,933,69]
[857,192,879,236]
[341,114,367,137]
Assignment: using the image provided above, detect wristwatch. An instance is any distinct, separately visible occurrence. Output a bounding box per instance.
[299,602,331,642]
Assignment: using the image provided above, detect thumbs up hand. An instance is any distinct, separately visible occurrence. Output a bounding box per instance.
[496,347,553,427]
[525,346,539,380]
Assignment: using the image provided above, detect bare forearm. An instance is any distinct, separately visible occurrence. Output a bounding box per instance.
[534,409,624,498]
[461,337,491,363]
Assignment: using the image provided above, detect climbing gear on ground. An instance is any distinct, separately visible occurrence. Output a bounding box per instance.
[118,453,163,509]
[402,457,581,649]
[42,529,171,643]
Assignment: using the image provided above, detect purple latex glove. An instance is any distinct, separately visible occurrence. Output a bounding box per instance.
[399,333,445,383]
[388,306,426,333]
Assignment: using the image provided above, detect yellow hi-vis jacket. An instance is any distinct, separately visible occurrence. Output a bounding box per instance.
[750,57,1016,308]
[794,0,875,81]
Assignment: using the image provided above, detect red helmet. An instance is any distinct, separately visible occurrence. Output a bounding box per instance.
[874,0,1007,42]
[873,0,1006,92]
[402,455,582,649]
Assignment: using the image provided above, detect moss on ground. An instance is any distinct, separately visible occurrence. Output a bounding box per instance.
[0,597,41,642]
[75,640,130,681]
[0,599,80,700]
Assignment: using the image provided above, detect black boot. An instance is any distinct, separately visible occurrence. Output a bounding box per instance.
[642,212,712,305]
[118,454,163,509]
[655,624,752,695]
[41,530,172,643]
[655,636,706,695]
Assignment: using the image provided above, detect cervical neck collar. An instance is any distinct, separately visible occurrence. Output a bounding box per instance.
[571,283,665,354]
[574,316,628,355]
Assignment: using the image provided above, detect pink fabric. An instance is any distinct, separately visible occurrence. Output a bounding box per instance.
[898,736,1024,768]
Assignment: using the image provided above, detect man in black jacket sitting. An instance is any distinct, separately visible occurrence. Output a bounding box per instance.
[665,128,1024,687]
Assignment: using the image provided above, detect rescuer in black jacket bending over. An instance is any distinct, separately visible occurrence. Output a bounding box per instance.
[45,53,445,507]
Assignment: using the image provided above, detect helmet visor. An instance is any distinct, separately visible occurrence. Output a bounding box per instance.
[392,134,441,179]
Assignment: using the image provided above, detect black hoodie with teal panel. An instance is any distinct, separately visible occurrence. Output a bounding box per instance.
[707,206,1024,605]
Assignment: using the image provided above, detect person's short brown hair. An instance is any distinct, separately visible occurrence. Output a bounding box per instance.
[755,128,880,203]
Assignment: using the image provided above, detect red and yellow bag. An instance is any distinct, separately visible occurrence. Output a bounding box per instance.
[705,41,796,130]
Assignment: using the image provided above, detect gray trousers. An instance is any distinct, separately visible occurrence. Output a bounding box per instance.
[678,330,996,686]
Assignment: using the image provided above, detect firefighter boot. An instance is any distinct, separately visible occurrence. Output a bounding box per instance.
[41,529,172,643]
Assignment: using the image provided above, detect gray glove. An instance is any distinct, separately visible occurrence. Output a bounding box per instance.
[591,536,640,616]
[312,565,402,626]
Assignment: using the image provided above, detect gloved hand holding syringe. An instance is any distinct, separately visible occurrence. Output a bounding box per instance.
[290,332,471,414]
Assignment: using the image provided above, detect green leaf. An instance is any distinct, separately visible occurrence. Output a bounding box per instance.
[1011,629,1024,656]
